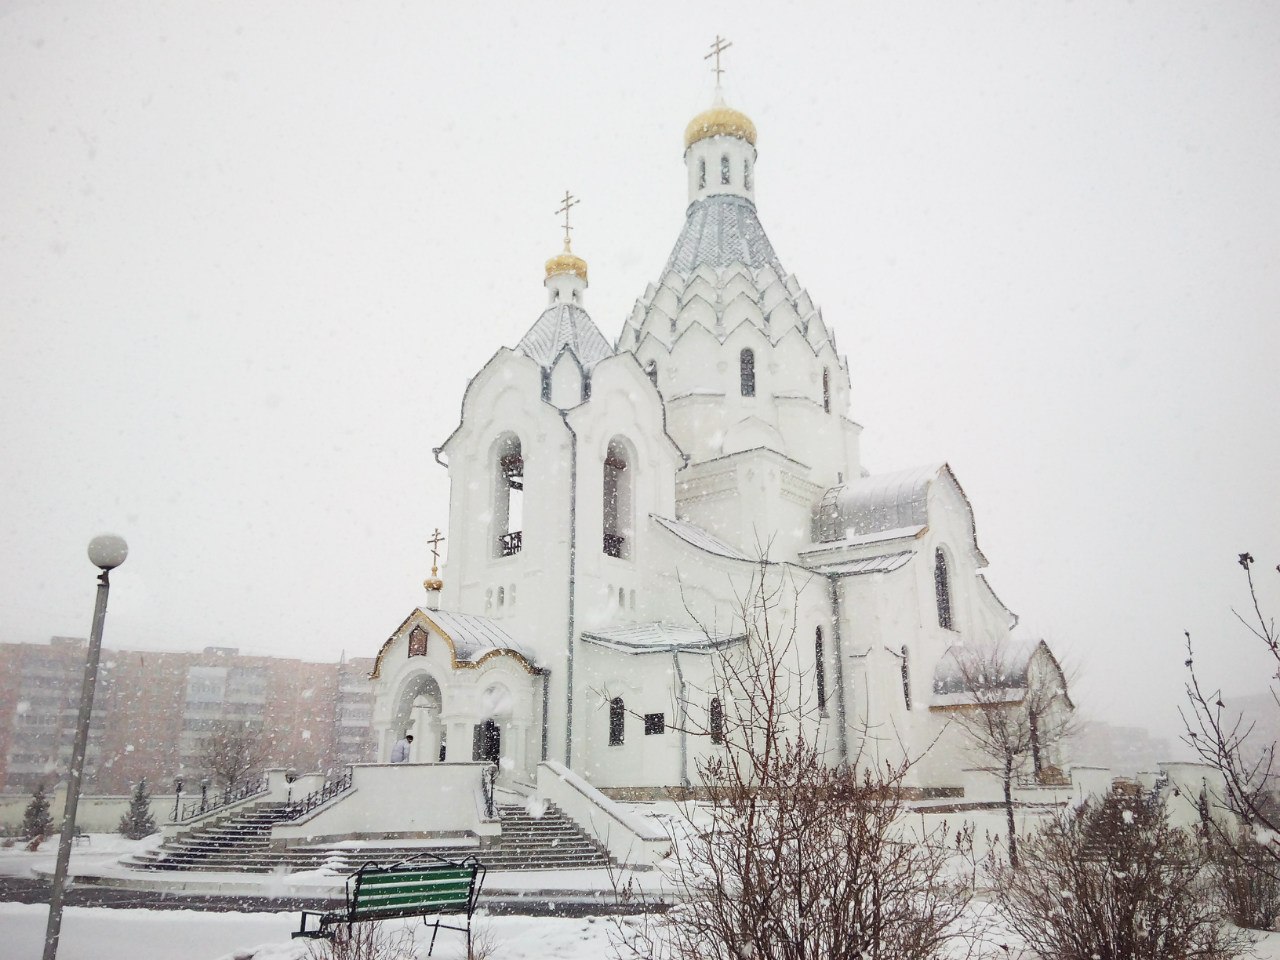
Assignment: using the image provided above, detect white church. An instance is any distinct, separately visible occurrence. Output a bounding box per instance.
[364,62,1072,799]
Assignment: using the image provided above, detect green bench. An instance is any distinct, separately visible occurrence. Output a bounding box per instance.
[294,853,485,955]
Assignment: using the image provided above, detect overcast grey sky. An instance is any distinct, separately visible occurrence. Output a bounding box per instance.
[2,1,1277,742]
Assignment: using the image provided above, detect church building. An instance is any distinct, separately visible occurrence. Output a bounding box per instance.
[366,58,1071,796]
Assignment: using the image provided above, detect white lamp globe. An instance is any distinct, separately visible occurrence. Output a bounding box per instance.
[87,534,129,571]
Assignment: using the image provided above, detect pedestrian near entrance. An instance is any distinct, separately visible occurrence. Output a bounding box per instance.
[391,733,413,763]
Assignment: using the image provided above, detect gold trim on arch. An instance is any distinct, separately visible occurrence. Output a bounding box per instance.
[369,608,540,680]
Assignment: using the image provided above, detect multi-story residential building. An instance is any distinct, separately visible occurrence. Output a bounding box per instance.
[0,638,376,795]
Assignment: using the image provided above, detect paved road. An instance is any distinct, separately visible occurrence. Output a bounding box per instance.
[0,876,661,917]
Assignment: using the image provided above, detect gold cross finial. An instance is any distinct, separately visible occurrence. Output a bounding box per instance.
[426,528,445,577]
[705,35,733,85]
[556,190,579,252]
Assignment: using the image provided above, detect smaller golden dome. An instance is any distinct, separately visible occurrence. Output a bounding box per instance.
[684,105,757,149]
[545,250,588,283]
[423,577,443,592]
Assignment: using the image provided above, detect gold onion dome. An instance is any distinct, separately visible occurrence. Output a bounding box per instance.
[684,104,757,149]
[545,248,588,283]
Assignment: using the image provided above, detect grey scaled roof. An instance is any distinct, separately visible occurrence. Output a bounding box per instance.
[420,609,539,667]
[581,622,745,654]
[664,195,786,277]
[516,303,613,371]
[812,463,945,544]
[931,639,1045,707]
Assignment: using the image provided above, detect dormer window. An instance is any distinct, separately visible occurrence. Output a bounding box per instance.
[739,348,756,397]
[721,154,730,185]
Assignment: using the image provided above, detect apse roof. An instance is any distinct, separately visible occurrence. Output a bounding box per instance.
[812,463,945,544]
[516,302,613,370]
[930,639,1052,707]
[664,194,785,277]
[581,622,745,654]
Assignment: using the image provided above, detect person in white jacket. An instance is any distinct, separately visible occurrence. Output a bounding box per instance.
[390,733,413,763]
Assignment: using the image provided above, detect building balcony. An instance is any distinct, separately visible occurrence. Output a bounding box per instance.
[498,531,523,557]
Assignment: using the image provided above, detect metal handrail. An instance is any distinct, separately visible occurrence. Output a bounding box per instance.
[279,768,354,821]
[175,775,267,823]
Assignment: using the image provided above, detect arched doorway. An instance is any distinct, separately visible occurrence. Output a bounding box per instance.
[390,673,443,763]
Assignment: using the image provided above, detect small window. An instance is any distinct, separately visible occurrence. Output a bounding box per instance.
[644,713,665,736]
[618,586,625,608]
[645,359,658,386]
[698,158,706,190]
[743,158,752,191]
[1030,709,1042,774]
[609,697,625,746]
[934,549,953,630]
[901,645,912,710]
[629,589,636,610]
[710,697,724,744]
[497,586,504,608]
[822,368,831,413]
[739,348,756,397]
[815,627,827,712]
[720,154,730,185]
[541,368,551,402]
[484,589,493,612]
[582,375,591,401]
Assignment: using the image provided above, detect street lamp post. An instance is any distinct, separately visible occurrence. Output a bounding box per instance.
[199,778,209,814]
[43,534,127,960]
[172,777,184,821]
[285,769,298,812]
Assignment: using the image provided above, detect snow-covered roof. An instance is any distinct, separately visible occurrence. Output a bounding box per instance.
[931,639,1042,707]
[419,609,539,667]
[581,622,745,654]
[813,463,941,544]
[516,302,613,370]
[653,515,751,561]
[803,551,914,576]
[664,194,785,277]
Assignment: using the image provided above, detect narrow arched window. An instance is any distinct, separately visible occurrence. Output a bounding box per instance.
[934,549,953,630]
[645,359,658,387]
[721,154,730,185]
[582,375,591,401]
[743,158,752,191]
[540,368,551,402]
[497,585,505,608]
[698,158,706,190]
[822,368,831,413]
[494,435,523,557]
[901,644,912,710]
[618,586,625,608]
[739,348,756,397]
[609,697,625,746]
[603,438,632,559]
[710,697,724,744]
[815,627,827,713]
[1030,709,1042,774]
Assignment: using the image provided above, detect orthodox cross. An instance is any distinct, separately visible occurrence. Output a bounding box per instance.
[556,190,579,250]
[705,35,733,84]
[426,528,445,576]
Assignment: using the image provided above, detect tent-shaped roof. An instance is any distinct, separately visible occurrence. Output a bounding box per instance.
[516,303,613,370]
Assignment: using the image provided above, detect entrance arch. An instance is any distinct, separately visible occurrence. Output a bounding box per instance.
[390,672,443,763]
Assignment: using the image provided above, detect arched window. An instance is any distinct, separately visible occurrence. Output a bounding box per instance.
[739,348,756,397]
[720,154,730,185]
[497,586,505,608]
[815,627,827,712]
[609,697,625,746]
[934,549,953,630]
[645,359,658,387]
[484,588,493,612]
[822,368,831,413]
[710,697,724,744]
[603,438,632,559]
[1029,709,1042,774]
[901,644,912,710]
[743,158,752,191]
[540,368,551,402]
[618,586,625,608]
[494,434,523,557]
[581,375,591,401]
[698,158,706,190]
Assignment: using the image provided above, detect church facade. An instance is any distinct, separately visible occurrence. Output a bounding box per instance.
[366,81,1070,794]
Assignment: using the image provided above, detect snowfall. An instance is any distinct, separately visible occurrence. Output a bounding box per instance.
[2,831,1279,960]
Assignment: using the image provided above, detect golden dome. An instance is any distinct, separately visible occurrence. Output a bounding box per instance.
[684,105,757,149]
[423,576,443,592]
[545,250,588,283]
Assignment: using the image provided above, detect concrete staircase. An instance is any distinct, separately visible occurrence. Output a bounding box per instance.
[124,800,613,874]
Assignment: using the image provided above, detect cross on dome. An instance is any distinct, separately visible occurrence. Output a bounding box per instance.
[705,35,733,87]
[546,190,588,284]
[556,189,579,253]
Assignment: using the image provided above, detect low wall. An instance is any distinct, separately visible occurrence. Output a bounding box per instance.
[272,762,499,845]
[535,761,671,869]
[0,790,173,834]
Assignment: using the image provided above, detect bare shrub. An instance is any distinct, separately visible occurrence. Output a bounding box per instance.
[989,786,1249,960]
[302,921,417,960]
[612,561,982,960]
[1213,833,1280,931]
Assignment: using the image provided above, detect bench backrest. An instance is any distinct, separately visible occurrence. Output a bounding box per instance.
[346,859,480,923]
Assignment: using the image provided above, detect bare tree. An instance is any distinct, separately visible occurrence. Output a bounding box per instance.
[1182,553,1280,862]
[611,561,982,960]
[197,720,268,790]
[936,639,1076,868]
